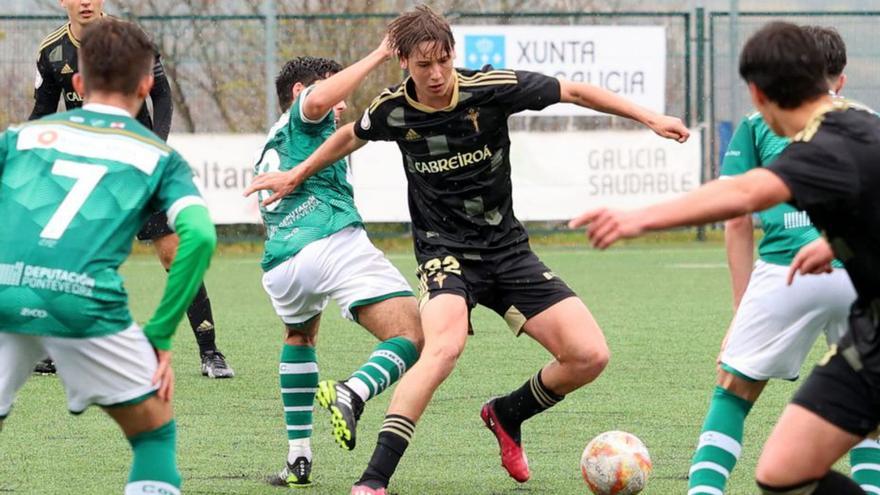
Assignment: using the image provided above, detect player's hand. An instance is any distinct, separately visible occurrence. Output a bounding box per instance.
[244,168,305,207]
[569,208,645,249]
[647,114,690,143]
[787,238,834,285]
[377,35,394,60]
[152,350,175,401]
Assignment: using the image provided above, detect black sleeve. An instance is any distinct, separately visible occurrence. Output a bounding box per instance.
[767,140,859,212]
[29,51,61,120]
[493,70,561,115]
[353,93,397,142]
[148,55,173,141]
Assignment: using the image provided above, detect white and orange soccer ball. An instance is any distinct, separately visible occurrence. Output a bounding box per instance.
[580,431,653,495]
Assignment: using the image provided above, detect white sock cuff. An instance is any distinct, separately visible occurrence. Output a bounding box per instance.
[345,377,372,403]
[125,481,180,495]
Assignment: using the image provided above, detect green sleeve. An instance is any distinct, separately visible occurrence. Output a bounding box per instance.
[143,205,217,350]
[292,85,334,136]
[720,117,759,177]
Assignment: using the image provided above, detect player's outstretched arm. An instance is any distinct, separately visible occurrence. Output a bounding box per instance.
[245,122,366,206]
[302,36,393,121]
[144,205,216,352]
[558,79,690,143]
[569,168,791,249]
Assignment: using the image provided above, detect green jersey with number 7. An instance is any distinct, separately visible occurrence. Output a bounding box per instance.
[0,107,205,339]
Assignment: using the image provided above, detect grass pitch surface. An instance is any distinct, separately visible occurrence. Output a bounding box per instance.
[0,245,832,494]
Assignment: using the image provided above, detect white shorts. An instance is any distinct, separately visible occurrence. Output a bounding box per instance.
[721,260,856,381]
[261,226,413,325]
[0,325,158,417]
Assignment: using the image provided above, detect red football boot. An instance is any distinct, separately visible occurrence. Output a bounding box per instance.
[481,399,530,482]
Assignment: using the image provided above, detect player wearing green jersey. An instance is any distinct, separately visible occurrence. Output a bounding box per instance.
[0,20,215,494]
[30,0,232,379]
[254,43,423,488]
[684,26,880,495]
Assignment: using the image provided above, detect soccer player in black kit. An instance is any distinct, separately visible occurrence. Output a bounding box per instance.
[31,0,233,378]
[572,21,880,495]
[246,6,689,494]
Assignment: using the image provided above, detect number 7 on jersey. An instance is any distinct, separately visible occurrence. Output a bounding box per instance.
[40,160,108,240]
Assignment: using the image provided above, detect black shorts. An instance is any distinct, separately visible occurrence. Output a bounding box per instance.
[792,307,880,437]
[416,245,576,335]
[136,211,174,241]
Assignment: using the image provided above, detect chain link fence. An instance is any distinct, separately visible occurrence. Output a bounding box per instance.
[0,11,690,133]
[709,11,880,175]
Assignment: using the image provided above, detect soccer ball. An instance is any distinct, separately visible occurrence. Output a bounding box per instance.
[580,431,652,495]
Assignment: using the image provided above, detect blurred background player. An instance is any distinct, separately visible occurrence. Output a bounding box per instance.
[0,18,216,494]
[30,0,232,378]
[255,47,422,487]
[247,6,689,494]
[687,25,880,495]
[571,21,880,495]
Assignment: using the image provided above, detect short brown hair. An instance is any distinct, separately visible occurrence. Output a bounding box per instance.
[387,5,454,59]
[79,18,155,95]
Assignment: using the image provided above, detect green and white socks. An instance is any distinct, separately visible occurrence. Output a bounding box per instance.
[125,420,181,495]
[851,438,880,494]
[343,337,418,403]
[280,344,318,463]
[279,338,417,462]
[688,386,752,494]
[688,387,880,494]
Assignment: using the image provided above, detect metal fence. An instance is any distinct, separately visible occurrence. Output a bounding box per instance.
[5,10,879,189]
[0,11,691,133]
[709,11,880,176]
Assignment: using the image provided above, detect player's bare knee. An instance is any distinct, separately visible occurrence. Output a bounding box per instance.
[425,341,464,376]
[285,319,319,346]
[563,344,610,382]
[285,330,317,347]
[357,297,423,350]
[104,395,173,437]
[718,371,766,402]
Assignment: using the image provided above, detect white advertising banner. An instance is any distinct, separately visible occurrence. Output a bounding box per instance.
[168,133,264,224]
[452,25,667,116]
[349,130,702,222]
[169,130,700,224]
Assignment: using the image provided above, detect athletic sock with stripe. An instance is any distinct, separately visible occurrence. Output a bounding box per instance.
[355,414,416,489]
[280,344,317,463]
[344,337,418,403]
[850,438,880,493]
[688,386,753,494]
[492,370,565,443]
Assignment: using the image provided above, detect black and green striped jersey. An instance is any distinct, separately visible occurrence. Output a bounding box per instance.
[30,21,173,140]
[354,68,560,257]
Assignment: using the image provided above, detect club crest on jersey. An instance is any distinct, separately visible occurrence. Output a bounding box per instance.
[465,108,480,133]
[37,130,58,145]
